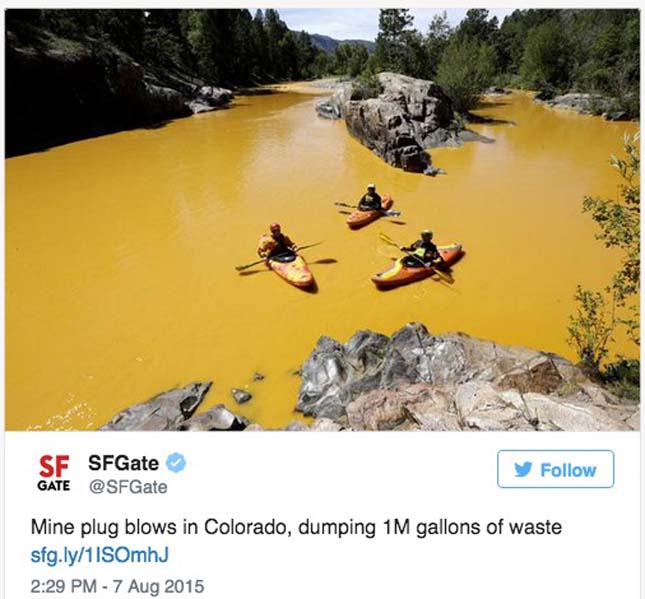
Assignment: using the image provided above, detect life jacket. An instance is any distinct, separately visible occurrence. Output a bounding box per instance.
[257,234,277,258]
[257,233,293,258]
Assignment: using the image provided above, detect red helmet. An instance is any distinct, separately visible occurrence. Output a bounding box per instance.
[270,223,281,233]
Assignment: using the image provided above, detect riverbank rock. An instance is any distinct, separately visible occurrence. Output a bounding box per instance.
[179,404,248,431]
[296,323,639,431]
[100,382,250,431]
[6,27,232,156]
[533,91,632,120]
[101,382,212,431]
[315,72,490,175]
[484,86,511,95]
[188,86,234,114]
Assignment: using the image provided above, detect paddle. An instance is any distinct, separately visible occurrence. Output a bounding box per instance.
[235,242,323,272]
[334,202,401,218]
[378,232,452,283]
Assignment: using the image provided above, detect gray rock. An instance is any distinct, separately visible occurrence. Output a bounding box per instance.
[296,323,640,432]
[523,394,632,432]
[535,92,622,117]
[484,86,510,95]
[315,73,489,175]
[101,382,211,431]
[284,421,310,431]
[309,418,344,432]
[179,404,248,431]
[188,86,234,114]
[253,372,265,381]
[297,336,351,420]
[231,388,252,404]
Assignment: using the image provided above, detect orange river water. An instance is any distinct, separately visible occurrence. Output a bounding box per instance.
[5,85,639,430]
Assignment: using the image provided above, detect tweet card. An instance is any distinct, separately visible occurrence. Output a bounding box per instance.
[2,2,642,598]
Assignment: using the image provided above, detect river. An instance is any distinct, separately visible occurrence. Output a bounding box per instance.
[5,86,638,430]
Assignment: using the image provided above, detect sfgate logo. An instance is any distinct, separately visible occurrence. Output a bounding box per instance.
[38,455,71,491]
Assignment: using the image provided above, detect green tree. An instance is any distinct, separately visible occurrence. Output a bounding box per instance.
[425,11,452,79]
[347,44,369,78]
[250,10,269,81]
[583,132,640,343]
[264,9,289,78]
[374,9,414,72]
[144,9,193,68]
[97,10,146,57]
[496,9,559,76]
[457,9,498,43]
[399,29,428,79]
[568,133,640,369]
[436,37,496,112]
[278,31,300,80]
[520,20,572,92]
[296,31,317,79]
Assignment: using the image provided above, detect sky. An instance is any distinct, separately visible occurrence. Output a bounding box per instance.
[277,8,517,41]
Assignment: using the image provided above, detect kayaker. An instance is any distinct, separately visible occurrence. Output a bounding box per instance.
[401,230,445,266]
[257,223,297,260]
[358,183,383,211]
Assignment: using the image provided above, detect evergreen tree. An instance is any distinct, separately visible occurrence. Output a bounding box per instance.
[374,9,414,72]
[436,37,495,112]
[425,12,452,79]
[520,21,572,92]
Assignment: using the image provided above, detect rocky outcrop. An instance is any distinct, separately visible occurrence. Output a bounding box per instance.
[315,72,490,175]
[534,91,634,121]
[188,86,235,114]
[178,404,248,431]
[101,382,248,431]
[296,323,639,431]
[536,92,609,114]
[6,29,233,156]
[101,382,212,431]
[99,325,638,432]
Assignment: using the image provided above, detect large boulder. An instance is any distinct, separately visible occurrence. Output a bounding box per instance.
[315,72,484,175]
[188,86,234,114]
[101,382,212,431]
[296,323,639,432]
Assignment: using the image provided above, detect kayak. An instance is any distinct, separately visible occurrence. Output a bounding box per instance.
[267,252,314,288]
[346,195,394,229]
[371,243,463,289]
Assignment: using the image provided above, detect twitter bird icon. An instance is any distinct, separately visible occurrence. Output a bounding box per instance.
[514,461,533,477]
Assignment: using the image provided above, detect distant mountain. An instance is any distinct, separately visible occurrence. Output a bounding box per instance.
[296,32,375,54]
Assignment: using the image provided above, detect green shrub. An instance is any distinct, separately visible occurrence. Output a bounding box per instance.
[351,69,383,100]
[436,37,495,112]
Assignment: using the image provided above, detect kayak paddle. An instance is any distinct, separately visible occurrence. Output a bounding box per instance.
[334,202,401,217]
[235,242,323,272]
[378,232,452,283]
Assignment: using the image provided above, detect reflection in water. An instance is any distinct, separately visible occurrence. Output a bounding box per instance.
[5,89,638,430]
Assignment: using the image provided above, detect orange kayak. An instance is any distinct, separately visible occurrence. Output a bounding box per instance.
[346,195,394,229]
[268,253,314,288]
[371,243,463,289]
